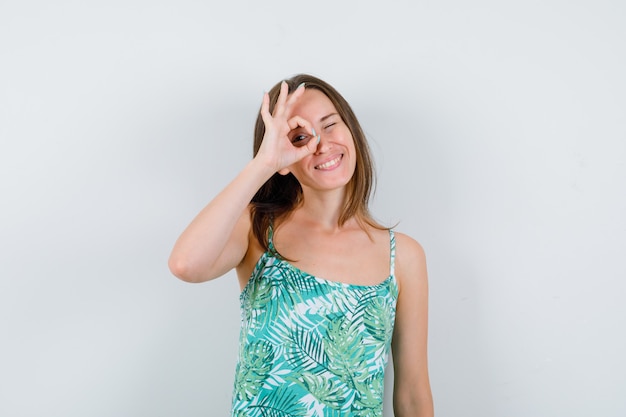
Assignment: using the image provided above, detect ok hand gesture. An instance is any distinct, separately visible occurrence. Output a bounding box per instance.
[255,81,320,174]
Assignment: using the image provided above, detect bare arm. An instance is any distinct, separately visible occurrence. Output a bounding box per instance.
[392,233,434,417]
[168,82,319,283]
[168,160,274,283]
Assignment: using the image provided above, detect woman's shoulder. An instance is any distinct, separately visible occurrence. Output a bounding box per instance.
[392,230,425,256]
[391,230,427,287]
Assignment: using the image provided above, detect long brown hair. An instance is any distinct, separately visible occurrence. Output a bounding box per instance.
[250,74,385,254]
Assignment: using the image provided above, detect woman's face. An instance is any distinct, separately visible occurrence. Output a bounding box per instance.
[284,89,357,193]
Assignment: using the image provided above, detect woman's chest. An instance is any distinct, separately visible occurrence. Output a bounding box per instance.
[274,228,391,286]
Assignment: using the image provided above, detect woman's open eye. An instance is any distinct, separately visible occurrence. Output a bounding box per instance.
[290,134,310,147]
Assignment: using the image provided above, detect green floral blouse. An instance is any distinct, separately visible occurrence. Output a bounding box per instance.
[231,230,398,417]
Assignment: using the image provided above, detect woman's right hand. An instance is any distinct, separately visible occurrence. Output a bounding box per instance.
[255,81,320,173]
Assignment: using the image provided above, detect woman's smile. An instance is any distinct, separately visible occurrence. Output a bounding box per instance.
[314,154,343,170]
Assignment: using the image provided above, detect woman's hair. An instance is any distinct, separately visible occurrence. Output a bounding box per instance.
[250,74,385,253]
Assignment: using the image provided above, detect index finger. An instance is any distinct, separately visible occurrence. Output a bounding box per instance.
[272,81,289,117]
[279,82,306,117]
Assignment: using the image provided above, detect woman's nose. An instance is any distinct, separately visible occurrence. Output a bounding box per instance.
[314,133,329,154]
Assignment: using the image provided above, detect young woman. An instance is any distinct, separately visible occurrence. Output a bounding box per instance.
[169,74,433,417]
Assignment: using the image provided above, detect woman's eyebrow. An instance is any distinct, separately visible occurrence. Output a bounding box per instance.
[320,113,338,122]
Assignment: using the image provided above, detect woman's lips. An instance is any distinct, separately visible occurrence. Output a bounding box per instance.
[315,154,343,170]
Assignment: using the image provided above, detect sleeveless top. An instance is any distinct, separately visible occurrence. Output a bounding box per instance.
[231,229,399,417]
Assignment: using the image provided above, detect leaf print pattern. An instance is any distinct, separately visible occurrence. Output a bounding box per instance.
[364,297,394,343]
[234,340,274,401]
[232,231,398,417]
[299,372,350,409]
[286,327,329,373]
[324,314,366,389]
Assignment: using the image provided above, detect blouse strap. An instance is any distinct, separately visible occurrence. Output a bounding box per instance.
[267,222,276,252]
[389,229,396,277]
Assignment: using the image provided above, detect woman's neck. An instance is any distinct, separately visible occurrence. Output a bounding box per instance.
[292,188,353,232]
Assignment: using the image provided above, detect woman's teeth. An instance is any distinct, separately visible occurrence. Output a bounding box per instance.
[315,156,342,170]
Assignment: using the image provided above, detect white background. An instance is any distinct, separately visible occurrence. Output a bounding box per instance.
[1,1,625,416]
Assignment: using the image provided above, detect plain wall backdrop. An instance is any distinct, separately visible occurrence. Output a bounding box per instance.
[1,1,625,416]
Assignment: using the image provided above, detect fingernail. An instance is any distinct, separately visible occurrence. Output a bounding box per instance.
[297,82,306,89]
[312,128,316,136]
[316,135,321,145]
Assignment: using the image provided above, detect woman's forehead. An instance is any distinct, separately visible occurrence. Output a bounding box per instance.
[291,89,338,120]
